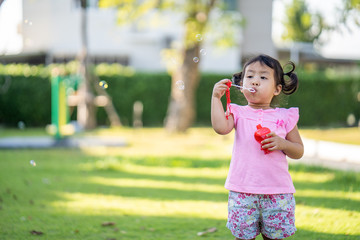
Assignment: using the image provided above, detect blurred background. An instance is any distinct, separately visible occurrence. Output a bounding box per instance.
[0,0,359,133]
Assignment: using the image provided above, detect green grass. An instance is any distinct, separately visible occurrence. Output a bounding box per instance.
[0,127,359,239]
[300,127,360,145]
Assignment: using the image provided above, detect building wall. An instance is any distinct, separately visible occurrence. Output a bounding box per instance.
[1,0,275,73]
[0,0,23,54]
[239,0,275,59]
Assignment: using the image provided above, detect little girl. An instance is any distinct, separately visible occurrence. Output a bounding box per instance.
[211,54,304,240]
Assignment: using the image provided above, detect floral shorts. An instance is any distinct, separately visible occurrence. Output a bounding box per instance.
[227,191,296,239]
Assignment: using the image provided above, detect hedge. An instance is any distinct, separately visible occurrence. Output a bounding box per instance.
[0,65,359,128]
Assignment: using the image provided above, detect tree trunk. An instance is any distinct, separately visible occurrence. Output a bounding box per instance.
[165,44,200,132]
[77,0,96,129]
[164,0,216,133]
[93,75,122,127]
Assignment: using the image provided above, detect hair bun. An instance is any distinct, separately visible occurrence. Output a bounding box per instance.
[282,61,298,95]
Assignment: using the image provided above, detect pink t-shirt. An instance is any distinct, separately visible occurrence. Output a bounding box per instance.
[225,104,299,194]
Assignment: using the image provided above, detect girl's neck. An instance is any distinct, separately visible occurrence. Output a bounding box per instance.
[247,103,273,110]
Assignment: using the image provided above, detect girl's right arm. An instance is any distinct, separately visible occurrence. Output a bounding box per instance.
[211,79,234,135]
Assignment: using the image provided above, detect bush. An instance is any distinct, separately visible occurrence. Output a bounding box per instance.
[0,75,51,127]
[0,64,359,128]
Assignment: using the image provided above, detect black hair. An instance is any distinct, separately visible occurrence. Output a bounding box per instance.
[232,54,299,96]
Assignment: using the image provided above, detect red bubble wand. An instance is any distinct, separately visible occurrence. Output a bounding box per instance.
[225,80,232,119]
[224,80,256,120]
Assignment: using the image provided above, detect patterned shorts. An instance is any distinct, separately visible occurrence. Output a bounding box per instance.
[227,191,296,239]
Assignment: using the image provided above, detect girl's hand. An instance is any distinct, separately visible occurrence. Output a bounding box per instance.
[212,79,230,99]
[261,132,287,151]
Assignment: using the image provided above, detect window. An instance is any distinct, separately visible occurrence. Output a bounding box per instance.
[224,0,237,11]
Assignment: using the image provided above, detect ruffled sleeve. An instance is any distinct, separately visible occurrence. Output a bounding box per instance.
[285,107,299,133]
[229,104,245,128]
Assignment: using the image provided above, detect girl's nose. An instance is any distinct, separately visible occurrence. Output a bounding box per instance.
[252,80,260,86]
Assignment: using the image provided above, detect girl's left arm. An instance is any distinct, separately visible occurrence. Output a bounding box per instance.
[262,125,304,159]
[283,125,304,159]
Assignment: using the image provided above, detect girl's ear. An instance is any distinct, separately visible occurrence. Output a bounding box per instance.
[274,84,282,96]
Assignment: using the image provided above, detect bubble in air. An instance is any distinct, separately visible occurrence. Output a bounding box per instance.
[18,121,25,130]
[24,19,33,26]
[30,160,36,166]
[200,49,207,56]
[193,57,200,63]
[176,80,185,90]
[195,34,203,41]
[99,80,108,89]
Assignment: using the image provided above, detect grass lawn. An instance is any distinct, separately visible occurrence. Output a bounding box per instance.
[300,127,360,145]
[0,127,359,240]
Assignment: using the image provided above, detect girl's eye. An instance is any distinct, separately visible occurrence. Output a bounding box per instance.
[246,75,253,78]
[261,76,267,80]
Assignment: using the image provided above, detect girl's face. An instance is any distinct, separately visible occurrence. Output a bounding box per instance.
[242,61,282,109]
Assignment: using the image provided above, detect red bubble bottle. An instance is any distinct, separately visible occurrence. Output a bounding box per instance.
[254,124,271,154]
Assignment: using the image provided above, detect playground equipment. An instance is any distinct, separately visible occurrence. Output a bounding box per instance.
[48,74,79,139]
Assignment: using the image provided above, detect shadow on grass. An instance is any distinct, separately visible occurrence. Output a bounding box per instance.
[289,163,360,211]
[0,210,358,240]
[294,195,360,212]
[61,181,228,202]
[92,155,231,169]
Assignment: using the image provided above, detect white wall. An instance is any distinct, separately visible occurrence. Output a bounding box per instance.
[0,0,23,54]
[239,0,276,58]
[0,0,275,73]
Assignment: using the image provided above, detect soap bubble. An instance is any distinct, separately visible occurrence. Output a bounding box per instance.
[18,121,25,130]
[24,19,33,26]
[176,80,185,90]
[200,49,207,56]
[99,80,108,89]
[193,57,200,63]
[347,113,356,126]
[195,34,203,41]
[30,160,36,166]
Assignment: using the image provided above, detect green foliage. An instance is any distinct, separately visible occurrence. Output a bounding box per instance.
[340,0,360,26]
[282,0,327,43]
[0,64,360,128]
[96,73,172,126]
[289,69,360,127]
[0,75,51,127]
[98,0,242,51]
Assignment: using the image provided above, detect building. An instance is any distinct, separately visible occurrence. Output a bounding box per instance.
[0,0,275,73]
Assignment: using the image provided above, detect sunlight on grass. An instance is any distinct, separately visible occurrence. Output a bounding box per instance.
[89,177,227,194]
[51,192,228,220]
[300,127,360,145]
[296,205,360,236]
[106,163,228,179]
[290,171,335,183]
[81,128,234,159]
[296,189,360,201]
[80,158,229,179]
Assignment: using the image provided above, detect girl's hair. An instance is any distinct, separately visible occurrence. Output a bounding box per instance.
[232,54,299,95]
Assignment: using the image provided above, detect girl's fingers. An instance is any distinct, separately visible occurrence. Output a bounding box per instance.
[266,132,276,138]
[262,143,274,150]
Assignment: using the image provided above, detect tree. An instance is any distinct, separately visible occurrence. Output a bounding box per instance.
[163,0,216,133]
[76,0,97,129]
[99,0,241,132]
[282,0,327,44]
[76,0,121,129]
[0,0,6,8]
[339,0,360,27]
